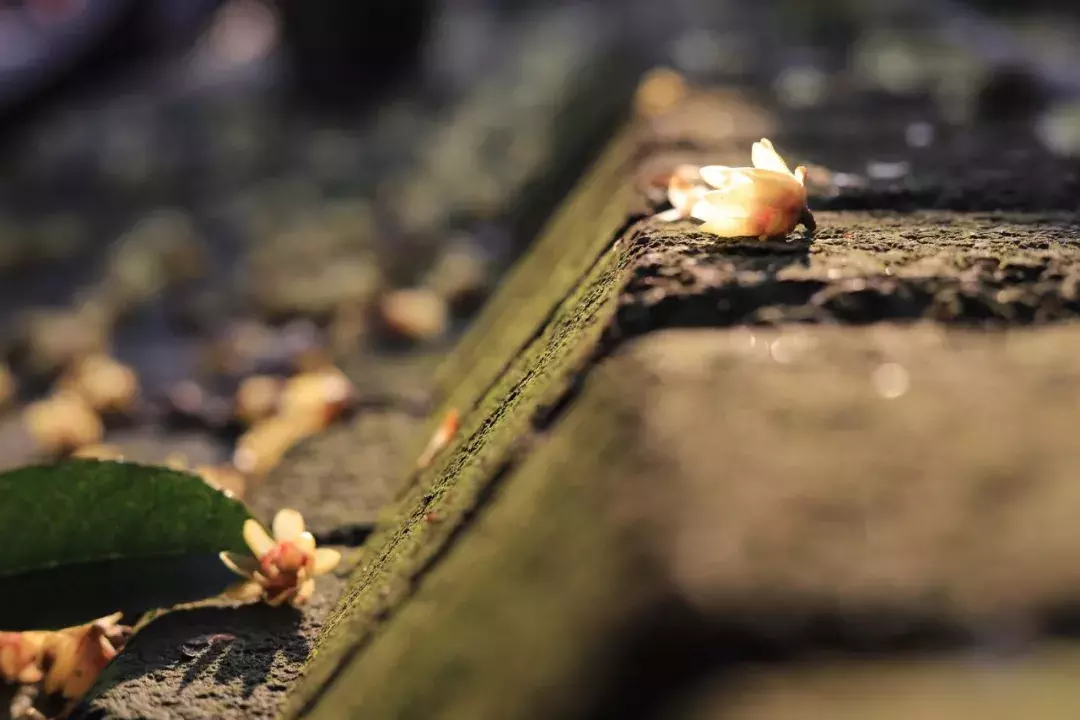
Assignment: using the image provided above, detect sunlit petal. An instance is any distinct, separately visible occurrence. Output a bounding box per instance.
[655,207,685,222]
[312,547,342,575]
[272,508,305,542]
[751,138,793,176]
[691,195,751,223]
[295,531,317,554]
[699,215,766,238]
[243,519,275,557]
[699,165,755,191]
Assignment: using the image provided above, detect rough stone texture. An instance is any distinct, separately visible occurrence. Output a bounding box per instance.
[282,88,1080,720]
[244,352,441,539]
[620,212,1080,333]
[72,551,361,720]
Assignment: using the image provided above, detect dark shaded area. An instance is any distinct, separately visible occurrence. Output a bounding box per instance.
[72,562,352,720]
[1,554,236,631]
[276,0,435,113]
[575,596,982,720]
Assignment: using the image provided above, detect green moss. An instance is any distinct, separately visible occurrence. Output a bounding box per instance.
[281,128,645,718]
[432,128,639,417]
[301,356,650,720]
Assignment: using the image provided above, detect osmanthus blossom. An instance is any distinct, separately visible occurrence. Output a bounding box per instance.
[0,612,131,699]
[220,509,341,607]
[656,138,816,239]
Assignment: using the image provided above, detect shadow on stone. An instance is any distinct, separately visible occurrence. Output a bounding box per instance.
[75,603,309,718]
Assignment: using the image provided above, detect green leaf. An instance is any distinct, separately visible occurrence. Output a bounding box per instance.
[0,460,253,629]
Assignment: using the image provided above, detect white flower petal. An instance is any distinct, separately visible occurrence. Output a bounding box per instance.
[313,547,342,575]
[690,197,762,238]
[751,138,794,176]
[699,215,764,238]
[667,165,704,213]
[296,531,316,555]
[243,519,276,557]
[690,192,755,221]
[219,551,259,579]
[272,508,305,543]
[655,207,685,222]
[699,165,754,190]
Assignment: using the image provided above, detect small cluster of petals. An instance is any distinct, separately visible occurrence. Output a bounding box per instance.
[0,612,129,700]
[219,509,340,607]
[655,138,815,239]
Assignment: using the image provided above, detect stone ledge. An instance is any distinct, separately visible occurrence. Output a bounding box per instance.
[285,86,1080,719]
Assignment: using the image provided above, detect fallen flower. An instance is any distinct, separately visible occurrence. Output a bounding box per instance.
[44,612,130,699]
[0,612,130,701]
[416,408,460,470]
[219,509,341,607]
[0,631,47,686]
[656,138,815,239]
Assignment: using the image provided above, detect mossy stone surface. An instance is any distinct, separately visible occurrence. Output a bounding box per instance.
[287,88,1080,719]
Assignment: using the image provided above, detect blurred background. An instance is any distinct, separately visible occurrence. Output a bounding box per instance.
[0,0,1079,469]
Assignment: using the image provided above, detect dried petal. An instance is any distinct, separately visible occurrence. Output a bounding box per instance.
[42,635,78,695]
[698,165,756,192]
[219,551,260,579]
[0,643,17,680]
